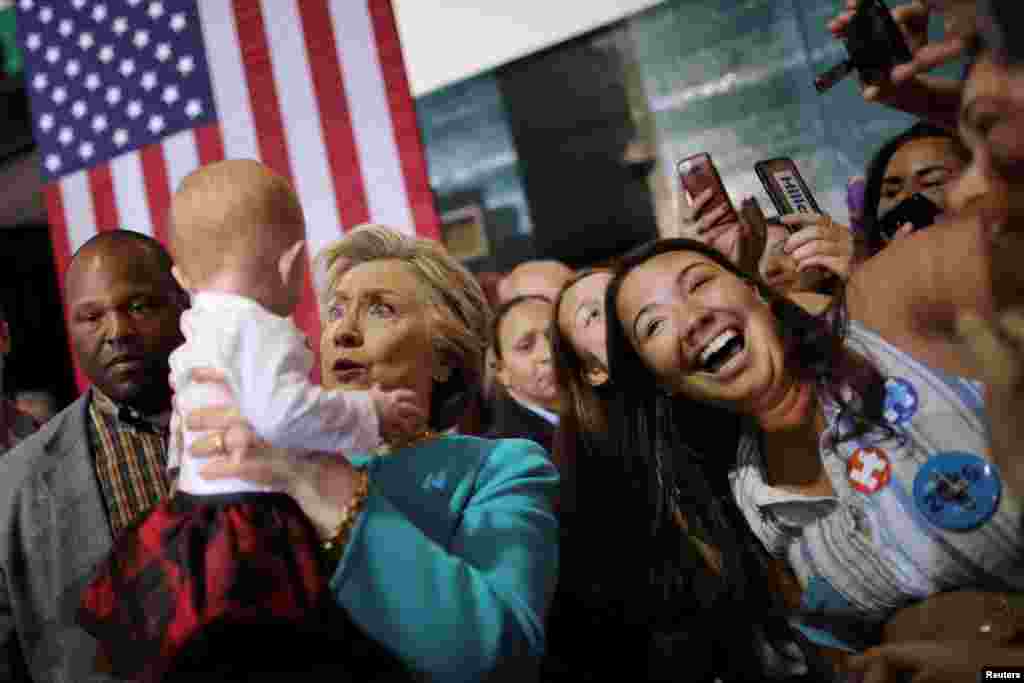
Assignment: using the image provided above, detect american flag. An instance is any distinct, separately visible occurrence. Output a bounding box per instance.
[16,0,440,391]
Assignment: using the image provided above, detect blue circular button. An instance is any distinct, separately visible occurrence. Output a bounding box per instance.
[913,452,1002,531]
[883,378,918,426]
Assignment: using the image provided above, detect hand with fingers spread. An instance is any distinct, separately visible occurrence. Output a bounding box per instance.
[828,0,973,85]
[370,384,427,445]
[954,309,1024,495]
[826,0,972,127]
[847,639,1024,683]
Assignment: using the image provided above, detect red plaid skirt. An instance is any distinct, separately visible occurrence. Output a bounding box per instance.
[79,492,348,681]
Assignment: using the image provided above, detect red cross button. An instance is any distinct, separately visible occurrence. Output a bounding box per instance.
[847,447,891,494]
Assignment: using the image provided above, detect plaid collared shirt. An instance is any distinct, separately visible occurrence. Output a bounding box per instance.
[88,389,171,538]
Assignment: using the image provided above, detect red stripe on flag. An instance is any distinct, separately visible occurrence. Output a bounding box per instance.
[297,0,370,229]
[195,123,226,166]
[367,0,440,240]
[231,0,322,380]
[44,184,89,395]
[87,165,121,232]
[139,144,173,246]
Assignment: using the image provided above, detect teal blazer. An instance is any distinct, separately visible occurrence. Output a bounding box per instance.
[333,435,559,682]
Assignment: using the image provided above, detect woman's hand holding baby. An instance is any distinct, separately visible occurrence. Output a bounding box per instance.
[370,386,428,444]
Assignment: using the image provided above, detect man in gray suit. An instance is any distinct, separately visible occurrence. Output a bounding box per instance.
[0,230,187,681]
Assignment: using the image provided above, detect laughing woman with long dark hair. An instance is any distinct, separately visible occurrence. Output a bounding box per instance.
[603,232,1024,678]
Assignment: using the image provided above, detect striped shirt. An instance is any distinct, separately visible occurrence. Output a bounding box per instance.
[88,389,171,538]
[731,321,1024,619]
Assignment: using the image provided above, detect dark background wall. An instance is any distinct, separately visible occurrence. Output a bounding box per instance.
[1,225,76,408]
[497,30,658,268]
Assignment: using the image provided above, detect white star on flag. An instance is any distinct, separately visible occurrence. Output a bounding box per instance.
[91,114,108,133]
[91,4,107,22]
[38,6,52,23]
[79,141,95,160]
[44,46,59,63]
[58,18,73,37]
[126,100,143,119]
[119,59,135,77]
[112,128,129,147]
[134,30,149,48]
[65,59,81,77]
[19,0,34,12]
[154,42,171,62]
[112,17,128,35]
[51,86,66,104]
[161,84,178,104]
[25,33,41,51]
[98,45,114,63]
[71,100,87,118]
[148,2,163,19]
[38,113,54,132]
[57,126,74,145]
[84,73,100,90]
[71,0,85,9]
[147,114,165,133]
[177,55,194,75]
[104,86,120,105]
[44,154,61,172]
[140,71,157,91]
[32,73,47,90]
[78,32,94,50]
[184,98,201,118]
[169,12,186,31]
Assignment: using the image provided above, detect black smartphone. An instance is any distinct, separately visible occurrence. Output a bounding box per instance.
[816,0,913,93]
[754,157,822,217]
[676,153,738,228]
[878,192,942,241]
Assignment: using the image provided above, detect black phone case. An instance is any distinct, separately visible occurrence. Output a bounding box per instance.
[846,0,913,80]
[879,193,942,239]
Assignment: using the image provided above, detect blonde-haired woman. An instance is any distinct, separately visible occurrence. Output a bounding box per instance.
[182,225,559,681]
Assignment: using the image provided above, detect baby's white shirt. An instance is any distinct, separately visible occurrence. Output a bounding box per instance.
[168,291,379,495]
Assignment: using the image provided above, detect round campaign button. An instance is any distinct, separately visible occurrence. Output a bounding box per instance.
[913,452,1002,531]
[883,378,918,426]
[847,447,891,495]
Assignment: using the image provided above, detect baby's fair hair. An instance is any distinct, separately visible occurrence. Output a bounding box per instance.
[170,159,306,297]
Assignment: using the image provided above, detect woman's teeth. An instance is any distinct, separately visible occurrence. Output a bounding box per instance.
[699,328,744,373]
[700,329,737,365]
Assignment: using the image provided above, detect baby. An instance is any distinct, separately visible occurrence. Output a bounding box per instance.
[167,158,422,494]
[79,159,422,682]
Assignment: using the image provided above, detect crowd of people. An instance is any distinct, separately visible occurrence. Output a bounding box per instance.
[1,0,1023,681]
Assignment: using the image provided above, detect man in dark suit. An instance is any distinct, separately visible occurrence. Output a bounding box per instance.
[0,230,187,681]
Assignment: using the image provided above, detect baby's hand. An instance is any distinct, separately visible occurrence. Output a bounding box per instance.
[370,385,427,444]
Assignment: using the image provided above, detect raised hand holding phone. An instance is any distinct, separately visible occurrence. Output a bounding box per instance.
[677,153,739,230]
[817,0,913,94]
[755,157,852,284]
[676,153,749,265]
